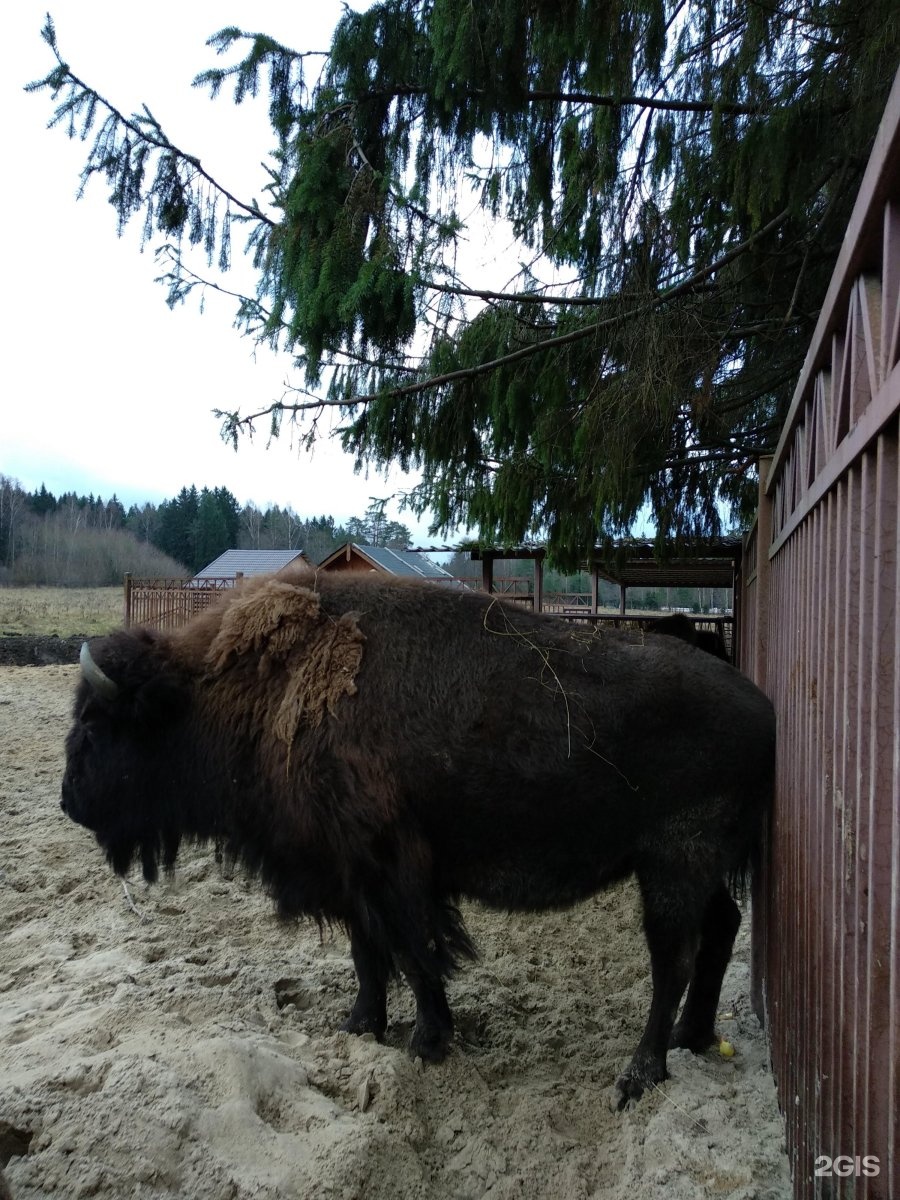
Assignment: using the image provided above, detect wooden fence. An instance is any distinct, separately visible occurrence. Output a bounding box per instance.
[741,68,900,1199]
[123,574,236,630]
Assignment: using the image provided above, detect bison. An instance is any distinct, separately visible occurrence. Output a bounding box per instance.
[61,570,774,1106]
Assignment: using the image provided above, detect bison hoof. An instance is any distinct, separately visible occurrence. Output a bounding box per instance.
[409,1023,452,1064]
[339,1011,387,1041]
[615,1054,667,1109]
[669,1021,716,1053]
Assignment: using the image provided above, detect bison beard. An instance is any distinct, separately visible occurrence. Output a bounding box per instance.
[60,570,775,1107]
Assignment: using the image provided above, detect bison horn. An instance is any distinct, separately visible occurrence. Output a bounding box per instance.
[80,641,119,700]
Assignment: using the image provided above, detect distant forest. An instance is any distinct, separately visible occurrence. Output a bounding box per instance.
[0,476,411,586]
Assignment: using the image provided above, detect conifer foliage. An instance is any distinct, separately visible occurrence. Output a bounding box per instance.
[28,3,900,564]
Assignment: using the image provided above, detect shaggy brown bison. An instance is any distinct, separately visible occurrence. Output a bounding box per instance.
[61,571,774,1106]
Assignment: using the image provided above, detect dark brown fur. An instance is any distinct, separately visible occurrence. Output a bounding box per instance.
[61,570,774,1105]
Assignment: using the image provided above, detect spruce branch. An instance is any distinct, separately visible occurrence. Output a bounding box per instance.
[223,191,809,436]
[28,18,273,230]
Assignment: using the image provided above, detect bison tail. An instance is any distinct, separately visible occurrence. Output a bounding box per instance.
[726,776,772,903]
[726,860,752,904]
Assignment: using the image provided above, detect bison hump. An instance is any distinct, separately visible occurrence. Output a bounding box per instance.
[204,580,365,737]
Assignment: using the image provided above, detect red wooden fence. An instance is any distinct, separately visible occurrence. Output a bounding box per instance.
[741,68,900,1200]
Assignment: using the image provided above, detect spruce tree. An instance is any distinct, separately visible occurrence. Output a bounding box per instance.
[28,4,900,565]
[194,488,230,569]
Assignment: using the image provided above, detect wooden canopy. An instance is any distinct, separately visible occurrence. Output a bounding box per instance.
[463,538,742,600]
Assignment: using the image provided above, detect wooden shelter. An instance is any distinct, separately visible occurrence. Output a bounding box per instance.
[317,543,459,584]
[124,549,309,629]
[469,538,741,615]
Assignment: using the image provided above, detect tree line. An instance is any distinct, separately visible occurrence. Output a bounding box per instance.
[0,476,411,585]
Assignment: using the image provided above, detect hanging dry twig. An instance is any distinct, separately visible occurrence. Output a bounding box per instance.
[480,598,640,790]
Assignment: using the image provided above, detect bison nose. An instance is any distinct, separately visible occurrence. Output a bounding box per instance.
[60,779,72,815]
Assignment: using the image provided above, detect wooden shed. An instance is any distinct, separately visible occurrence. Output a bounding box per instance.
[317,543,461,585]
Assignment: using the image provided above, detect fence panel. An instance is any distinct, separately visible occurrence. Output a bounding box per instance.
[744,69,900,1200]
[124,576,235,630]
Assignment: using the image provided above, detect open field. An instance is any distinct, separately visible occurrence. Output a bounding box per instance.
[0,587,124,636]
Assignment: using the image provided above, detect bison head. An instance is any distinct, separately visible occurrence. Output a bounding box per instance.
[61,630,194,882]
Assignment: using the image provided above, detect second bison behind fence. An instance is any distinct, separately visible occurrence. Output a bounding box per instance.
[61,570,774,1107]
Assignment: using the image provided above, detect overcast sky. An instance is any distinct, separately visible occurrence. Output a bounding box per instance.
[1,1,494,546]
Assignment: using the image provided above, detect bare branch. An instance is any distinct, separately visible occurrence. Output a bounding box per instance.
[372,84,765,118]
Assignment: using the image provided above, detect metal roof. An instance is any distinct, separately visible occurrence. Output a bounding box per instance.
[318,543,461,583]
[193,549,308,579]
[352,545,457,580]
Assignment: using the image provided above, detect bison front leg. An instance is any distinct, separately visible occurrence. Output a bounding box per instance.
[616,873,703,1108]
[340,922,391,1041]
[400,957,454,1063]
[341,921,454,1060]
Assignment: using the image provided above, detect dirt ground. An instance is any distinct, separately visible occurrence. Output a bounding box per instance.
[0,664,791,1200]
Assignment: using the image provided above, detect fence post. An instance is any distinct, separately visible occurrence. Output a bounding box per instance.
[750,455,773,1025]
[123,572,133,628]
[481,553,494,595]
[533,553,544,612]
[754,456,774,694]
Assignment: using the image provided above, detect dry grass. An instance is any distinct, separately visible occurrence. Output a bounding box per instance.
[0,587,124,636]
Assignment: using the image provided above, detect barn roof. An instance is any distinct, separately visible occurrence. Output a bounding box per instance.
[318,543,461,583]
[193,549,308,580]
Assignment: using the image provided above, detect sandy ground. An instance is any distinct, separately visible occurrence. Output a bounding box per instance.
[0,664,791,1200]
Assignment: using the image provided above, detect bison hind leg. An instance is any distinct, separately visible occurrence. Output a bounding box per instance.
[669,883,741,1052]
[616,865,717,1108]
